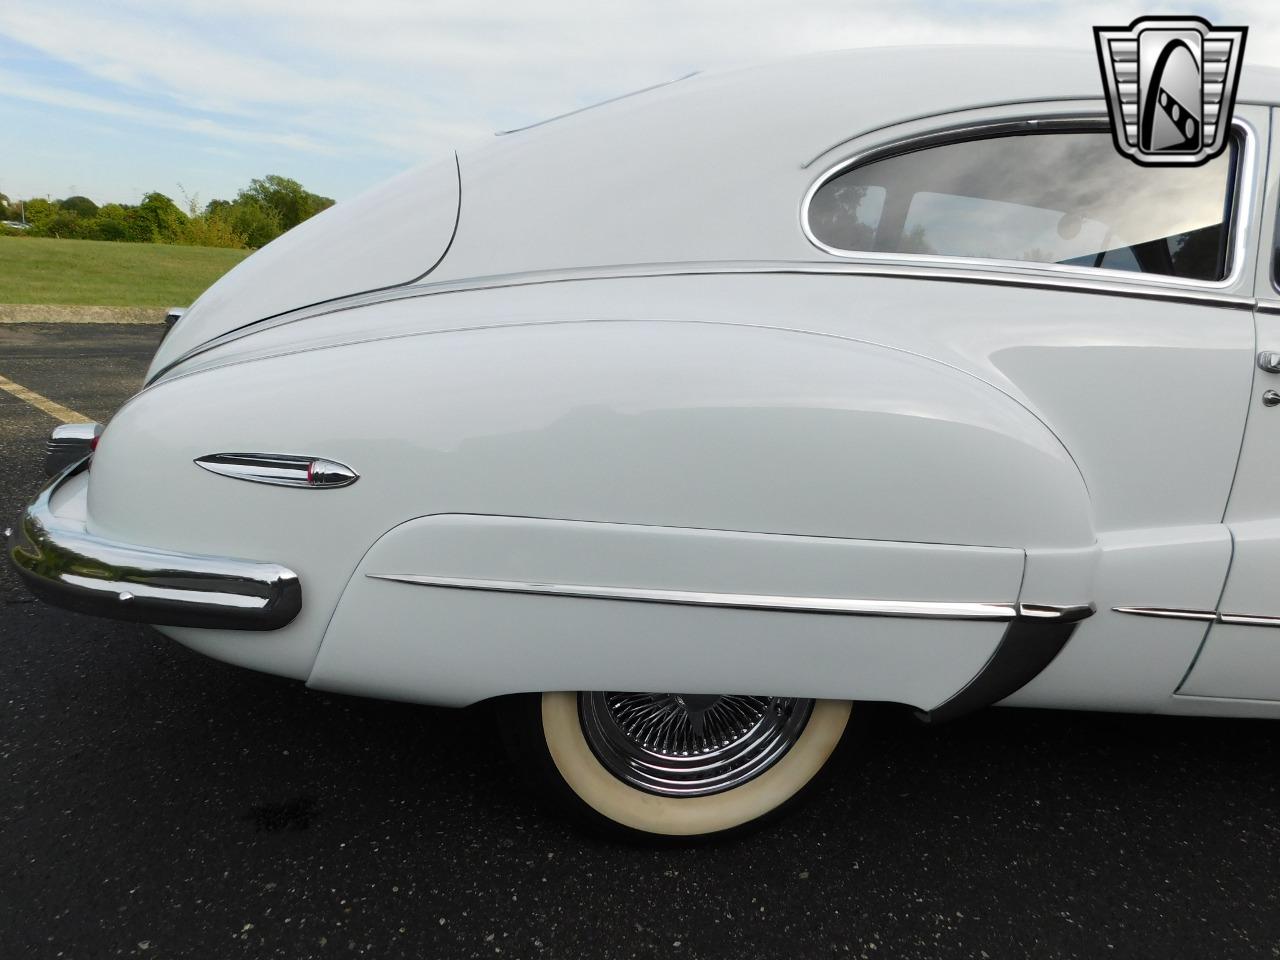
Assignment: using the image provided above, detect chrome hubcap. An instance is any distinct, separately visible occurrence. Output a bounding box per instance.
[578,692,815,797]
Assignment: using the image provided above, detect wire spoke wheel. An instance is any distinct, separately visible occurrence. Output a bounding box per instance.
[579,692,816,797]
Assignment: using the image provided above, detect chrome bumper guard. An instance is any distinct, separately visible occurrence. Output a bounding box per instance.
[7,459,301,630]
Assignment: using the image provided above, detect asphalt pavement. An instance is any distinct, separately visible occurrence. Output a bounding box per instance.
[1,323,1279,959]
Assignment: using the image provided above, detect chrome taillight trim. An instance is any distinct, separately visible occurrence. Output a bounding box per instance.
[45,422,102,477]
[195,453,358,489]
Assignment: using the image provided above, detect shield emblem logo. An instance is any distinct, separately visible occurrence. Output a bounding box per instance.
[1094,16,1247,166]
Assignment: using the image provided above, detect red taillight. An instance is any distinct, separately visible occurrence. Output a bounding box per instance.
[90,434,100,451]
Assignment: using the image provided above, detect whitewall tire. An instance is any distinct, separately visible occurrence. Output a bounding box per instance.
[500,692,853,840]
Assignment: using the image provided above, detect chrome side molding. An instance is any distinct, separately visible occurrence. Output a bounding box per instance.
[195,453,359,489]
[367,573,1094,624]
[1112,606,1217,622]
[1114,605,1280,627]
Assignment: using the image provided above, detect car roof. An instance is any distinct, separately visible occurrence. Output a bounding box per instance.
[430,46,1280,283]
[501,46,1280,160]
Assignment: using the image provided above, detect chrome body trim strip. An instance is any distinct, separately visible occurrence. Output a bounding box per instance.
[1112,606,1218,622]
[799,115,1256,295]
[1219,612,1280,627]
[367,573,1093,623]
[397,260,1257,309]
[146,258,1257,387]
[6,459,302,631]
[1114,606,1280,628]
[195,453,359,489]
[1016,602,1095,623]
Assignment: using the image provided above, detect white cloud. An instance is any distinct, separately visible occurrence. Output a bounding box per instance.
[2,0,1279,201]
[0,67,332,152]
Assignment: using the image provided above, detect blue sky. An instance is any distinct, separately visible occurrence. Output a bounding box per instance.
[1,1,1274,206]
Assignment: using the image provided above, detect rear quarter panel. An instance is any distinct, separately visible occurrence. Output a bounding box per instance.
[89,291,1092,703]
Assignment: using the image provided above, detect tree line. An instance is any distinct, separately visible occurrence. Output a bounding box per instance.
[0,175,334,249]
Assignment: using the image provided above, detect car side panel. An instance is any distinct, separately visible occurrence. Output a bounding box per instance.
[309,516,1024,708]
[87,315,1092,696]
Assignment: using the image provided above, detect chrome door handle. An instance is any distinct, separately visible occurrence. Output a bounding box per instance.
[1259,352,1280,373]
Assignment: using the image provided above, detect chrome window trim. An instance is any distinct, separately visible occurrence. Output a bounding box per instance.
[800,98,1108,170]
[800,114,1257,293]
[367,573,1093,624]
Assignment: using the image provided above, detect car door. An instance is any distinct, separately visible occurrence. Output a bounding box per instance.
[802,104,1266,714]
[1179,104,1280,703]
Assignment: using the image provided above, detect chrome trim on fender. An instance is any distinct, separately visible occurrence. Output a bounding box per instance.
[144,258,1257,387]
[195,453,359,489]
[800,115,1256,294]
[6,460,302,630]
[1016,602,1095,623]
[1113,606,1218,622]
[1114,606,1280,628]
[367,573,1093,623]
[1219,612,1280,627]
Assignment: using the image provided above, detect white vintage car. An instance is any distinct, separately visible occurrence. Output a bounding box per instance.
[10,46,1280,839]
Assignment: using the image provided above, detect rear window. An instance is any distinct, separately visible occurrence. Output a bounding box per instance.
[807,130,1237,282]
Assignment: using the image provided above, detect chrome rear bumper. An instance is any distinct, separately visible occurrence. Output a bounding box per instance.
[6,459,301,630]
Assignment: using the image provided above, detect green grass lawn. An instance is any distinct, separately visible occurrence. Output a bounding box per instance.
[0,236,250,306]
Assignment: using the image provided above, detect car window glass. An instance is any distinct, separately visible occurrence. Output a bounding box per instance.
[901,192,1112,263]
[808,131,1236,281]
[805,184,885,253]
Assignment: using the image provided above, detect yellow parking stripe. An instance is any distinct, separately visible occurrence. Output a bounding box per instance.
[0,374,92,424]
